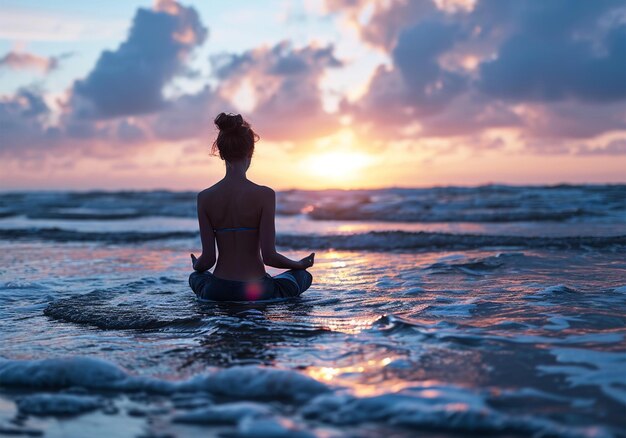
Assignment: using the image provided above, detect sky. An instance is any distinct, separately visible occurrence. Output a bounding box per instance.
[1,0,625,190]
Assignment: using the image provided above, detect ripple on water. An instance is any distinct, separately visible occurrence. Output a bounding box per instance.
[44,290,203,330]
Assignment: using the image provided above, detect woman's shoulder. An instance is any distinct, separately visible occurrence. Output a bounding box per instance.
[197,185,216,198]
[196,183,222,205]
[247,181,275,197]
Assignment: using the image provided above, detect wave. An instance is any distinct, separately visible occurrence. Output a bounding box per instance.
[0,191,197,221]
[43,288,330,334]
[300,184,626,223]
[0,227,196,243]
[2,227,625,250]
[300,391,611,437]
[27,210,145,220]
[277,232,626,251]
[0,357,329,401]
[0,356,613,437]
[43,291,203,330]
[0,210,16,219]
[16,394,104,416]
[425,253,512,275]
[2,185,625,223]
[308,204,598,223]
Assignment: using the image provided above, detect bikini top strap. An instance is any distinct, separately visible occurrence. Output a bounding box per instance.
[213,226,259,233]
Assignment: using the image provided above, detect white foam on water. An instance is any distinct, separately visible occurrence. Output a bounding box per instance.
[0,357,178,394]
[0,354,620,437]
[0,357,330,402]
[195,366,330,402]
[384,359,414,370]
[543,314,577,331]
[236,415,318,438]
[172,402,273,425]
[538,348,626,406]
[1,281,51,291]
[300,390,612,437]
[16,394,103,416]
[530,284,580,298]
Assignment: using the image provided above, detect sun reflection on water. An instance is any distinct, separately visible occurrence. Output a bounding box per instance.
[310,315,380,334]
[304,356,422,396]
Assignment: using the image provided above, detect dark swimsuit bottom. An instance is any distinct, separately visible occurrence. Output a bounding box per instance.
[189,269,313,301]
[190,225,312,301]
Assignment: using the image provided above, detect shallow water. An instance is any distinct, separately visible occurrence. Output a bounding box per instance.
[0,186,625,437]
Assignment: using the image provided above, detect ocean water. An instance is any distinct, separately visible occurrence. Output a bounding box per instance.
[0,185,625,437]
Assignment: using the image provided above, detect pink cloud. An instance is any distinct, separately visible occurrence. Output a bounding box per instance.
[213,41,343,144]
[0,51,59,73]
[327,0,626,156]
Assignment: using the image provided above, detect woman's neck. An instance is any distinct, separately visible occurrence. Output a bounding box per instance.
[224,160,248,181]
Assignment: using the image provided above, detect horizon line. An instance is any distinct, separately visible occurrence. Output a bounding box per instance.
[2,181,625,193]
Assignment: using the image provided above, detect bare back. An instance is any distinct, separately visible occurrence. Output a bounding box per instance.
[197,179,270,281]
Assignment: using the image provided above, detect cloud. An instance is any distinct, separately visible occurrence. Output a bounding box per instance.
[325,0,438,50]
[0,1,210,158]
[576,138,626,155]
[513,100,626,139]
[0,88,59,154]
[478,3,626,102]
[3,0,626,166]
[0,0,347,162]
[329,0,626,154]
[213,41,343,143]
[152,85,230,142]
[0,51,59,74]
[392,20,466,111]
[70,1,207,119]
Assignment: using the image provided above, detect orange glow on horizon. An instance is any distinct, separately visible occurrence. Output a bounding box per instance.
[2,137,626,191]
[302,151,373,182]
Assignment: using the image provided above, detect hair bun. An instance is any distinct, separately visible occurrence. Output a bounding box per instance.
[215,112,243,133]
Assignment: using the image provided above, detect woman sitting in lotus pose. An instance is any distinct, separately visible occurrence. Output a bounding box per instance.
[189,112,314,301]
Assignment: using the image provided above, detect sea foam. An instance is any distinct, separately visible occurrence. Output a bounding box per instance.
[0,357,329,401]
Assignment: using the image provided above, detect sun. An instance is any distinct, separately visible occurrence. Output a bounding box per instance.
[304,151,373,181]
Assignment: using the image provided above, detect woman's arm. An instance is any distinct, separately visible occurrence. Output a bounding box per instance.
[192,192,216,272]
[259,187,314,270]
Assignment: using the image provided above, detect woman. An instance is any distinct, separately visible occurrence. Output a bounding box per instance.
[189,112,314,301]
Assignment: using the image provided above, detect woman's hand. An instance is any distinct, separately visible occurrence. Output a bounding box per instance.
[298,252,315,269]
[191,253,198,269]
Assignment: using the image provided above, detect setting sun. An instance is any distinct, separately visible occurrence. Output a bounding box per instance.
[304,151,373,181]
